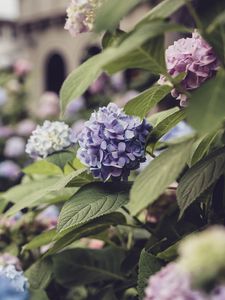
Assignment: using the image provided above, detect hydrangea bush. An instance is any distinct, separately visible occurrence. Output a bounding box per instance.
[1,0,225,299]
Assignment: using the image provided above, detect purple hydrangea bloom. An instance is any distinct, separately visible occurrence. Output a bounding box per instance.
[4,137,25,158]
[144,263,206,300]
[77,103,151,181]
[0,161,21,180]
[211,286,225,300]
[158,31,219,106]
[65,96,85,117]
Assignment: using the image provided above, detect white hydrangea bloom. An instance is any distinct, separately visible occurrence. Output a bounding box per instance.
[0,265,28,292]
[65,0,103,37]
[25,120,74,158]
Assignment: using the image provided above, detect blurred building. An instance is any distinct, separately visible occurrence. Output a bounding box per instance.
[0,0,94,101]
[0,0,149,101]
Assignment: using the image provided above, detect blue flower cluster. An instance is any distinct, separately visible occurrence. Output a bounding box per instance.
[0,265,28,292]
[77,103,151,181]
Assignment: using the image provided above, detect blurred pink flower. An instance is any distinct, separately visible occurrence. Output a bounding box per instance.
[16,119,37,137]
[0,161,21,180]
[35,205,59,230]
[4,137,25,158]
[13,59,32,77]
[0,253,21,271]
[0,88,7,106]
[111,72,126,91]
[88,239,104,249]
[0,126,14,139]
[36,92,60,119]
[89,74,108,94]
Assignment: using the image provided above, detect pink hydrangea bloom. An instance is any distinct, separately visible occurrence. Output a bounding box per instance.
[65,0,103,37]
[144,263,206,300]
[13,59,32,77]
[145,263,225,300]
[0,126,14,139]
[4,137,25,158]
[16,119,37,137]
[158,31,219,106]
[36,92,60,119]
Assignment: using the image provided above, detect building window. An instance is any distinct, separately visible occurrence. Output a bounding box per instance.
[45,52,67,94]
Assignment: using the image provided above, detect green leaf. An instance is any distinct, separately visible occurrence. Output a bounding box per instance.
[46,151,75,169]
[177,147,225,217]
[95,0,140,32]
[47,213,126,255]
[101,29,125,49]
[22,229,56,252]
[147,109,186,153]
[148,107,180,126]
[25,259,53,290]
[29,290,49,300]
[187,71,225,133]
[207,10,225,33]
[53,247,126,287]
[23,160,62,176]
[137,250,162,299]
[124,84,172,118]
[139,0,185,23]
[157,242,179,261]
[189,131,219,166]
[5,169,85,216]
[60,21,188,114]
[129,139,194,215]
[58,182,130,233]
[104,35,166,75]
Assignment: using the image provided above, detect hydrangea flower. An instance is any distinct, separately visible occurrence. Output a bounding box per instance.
[25,120,75,158]
[16,119,37,137]
[65,96,85,117]
[13,59,32,77]
[4,137,25,158]
[0,126,14,139]
[36,92,60,119]
[144,263,225,300]
[0,276,29,300]
[0,264,28,293]
[144,263,206,300]
[178,226,225,287]
[77,103,151,181]
[158,31,219,106]
[35,205,59,230]
[65,0,103,37]
[0,88,7,106]
[145,227,225,300]
[0,161,21,180]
